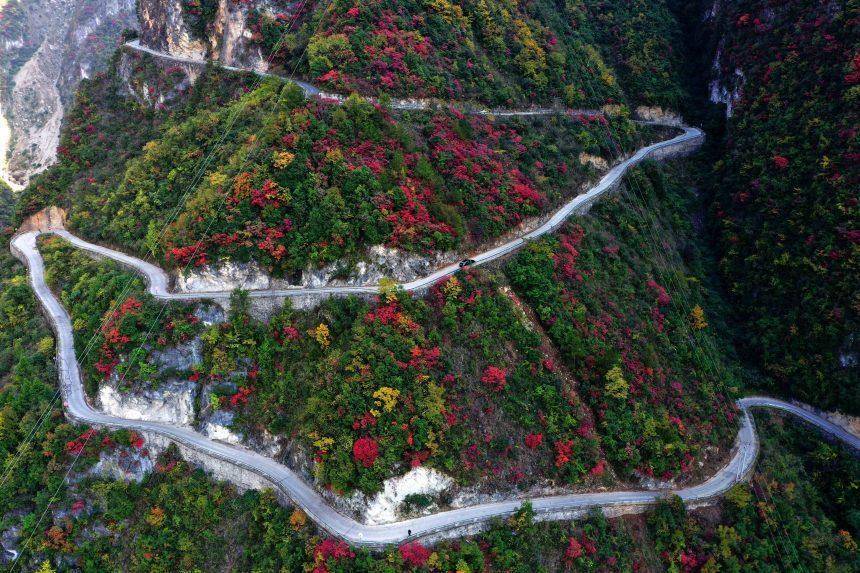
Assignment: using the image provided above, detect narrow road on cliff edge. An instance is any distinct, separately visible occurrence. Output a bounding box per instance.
[124,39,608,118]
[10,42,859,547]
[10,128,860,548]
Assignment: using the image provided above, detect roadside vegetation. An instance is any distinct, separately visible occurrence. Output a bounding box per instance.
[506,162,743,480]
[22,64,656,277]
[0,0,857,569]
[35,160,748,497]
[231,0,687,109]
[38,236,204,399]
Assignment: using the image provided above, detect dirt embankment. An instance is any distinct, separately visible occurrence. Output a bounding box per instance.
[17,206,66,233]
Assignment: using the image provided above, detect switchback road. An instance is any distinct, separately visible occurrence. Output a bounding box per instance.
[8,233,860,547]
[10,163,859,548]
[9,56,857,544]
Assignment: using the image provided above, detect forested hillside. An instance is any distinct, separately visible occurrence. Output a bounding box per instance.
[507,162,744,481]
[0,0,858,570]
[700,0,858,413]
[18,43,661,277]
[193,0,688,109]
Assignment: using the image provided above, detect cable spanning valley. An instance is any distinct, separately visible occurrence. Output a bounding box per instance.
[10,120,859,547]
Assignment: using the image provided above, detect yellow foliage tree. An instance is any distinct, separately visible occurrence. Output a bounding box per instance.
[312,323,331,349]
[691,305,708,330]
[289,509,307,531]
[379,277,399,303]
[373,386,400,413]
[37,336,54,354]
[604,365,629,399]
[273,150,295,169]
[146,506,166,527]
[441,276,462,301]
[426,0,470,29]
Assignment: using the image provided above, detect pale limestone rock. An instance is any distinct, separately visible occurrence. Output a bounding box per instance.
[175,260,271,292]
[91,446,160,482]
[98,380,197,426]
[201,409,243,445]
[358,467,454,525]
[138,0,205,60]
[634,105,684,127]
[578,152,609,171]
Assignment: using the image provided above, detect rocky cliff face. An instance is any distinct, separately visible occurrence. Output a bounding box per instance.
[138,0,206,60]
[98,380,198,426]
[138,0,269,70]
[0,0,137,188]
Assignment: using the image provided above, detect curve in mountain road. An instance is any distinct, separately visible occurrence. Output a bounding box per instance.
[9,54,858,545]
[20,125,704,302]
[10,229,860,547]
[11,229,860,547]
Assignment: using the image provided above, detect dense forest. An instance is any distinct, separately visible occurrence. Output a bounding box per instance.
[1,204,857,569]
[18,46,657,277]
[506,162,745,481]
[186,0,688,109]
[702,0,859,414]
[34,159,750,499]
[0,0,857,570]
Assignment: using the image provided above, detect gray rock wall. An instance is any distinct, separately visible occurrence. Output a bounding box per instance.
[0,0,137,187]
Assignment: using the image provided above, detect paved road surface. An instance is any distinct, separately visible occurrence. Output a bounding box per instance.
[124,40,606,119]
[25,124,703,301]
[9,47,858,545]
[10,232,859,548]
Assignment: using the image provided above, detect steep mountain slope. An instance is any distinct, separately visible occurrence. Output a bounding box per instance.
[507,162,743,481]
[0,0,137,188]
[18,43,659,278]
[137,0,688,110]
[1,1,858,570]
[701,0,858,413]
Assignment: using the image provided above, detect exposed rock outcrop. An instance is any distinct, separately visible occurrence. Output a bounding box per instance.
[16,205,66,233]
[150,338,202,372]
[296,245,454,289]
[176,259,272,292]
[578,152,609,171]
[0,524,20,565]
[200,409,244,445]
[137,0,269,70]
[634,105,684,127]
[344,467,454,525]
[98,379,198,426]
[90,444,161,482]
[138,0,206,60]
[175,245,453,293]
[0,0,137,187]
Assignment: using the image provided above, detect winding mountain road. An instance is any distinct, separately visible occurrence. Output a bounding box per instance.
[10,122,859,547]
[9,39,857,547]
[124,40,607,119]
[18,125,704,303]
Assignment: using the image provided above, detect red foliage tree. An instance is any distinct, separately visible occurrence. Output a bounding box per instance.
[481,365,508,392]
[315,538,355,561]
[554,439,575,468]
[353,436,379,467]
[524,433,543,449]
[399,542,431,567]
[564,536,583,562]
